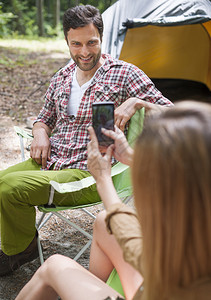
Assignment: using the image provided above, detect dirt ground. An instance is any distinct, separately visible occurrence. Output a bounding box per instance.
[0,39,211,300]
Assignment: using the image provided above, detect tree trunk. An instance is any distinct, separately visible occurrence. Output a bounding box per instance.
[53,0,60,34]
[10,0,25,34]
[36,0,44,36]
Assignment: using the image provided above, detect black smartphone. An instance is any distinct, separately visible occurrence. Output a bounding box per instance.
[92,102,114,146]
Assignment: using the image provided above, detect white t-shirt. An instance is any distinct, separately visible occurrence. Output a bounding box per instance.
[67,70,93,116]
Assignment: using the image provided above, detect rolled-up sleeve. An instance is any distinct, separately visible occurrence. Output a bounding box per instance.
[105,203,143,272]
[35,76,57,130]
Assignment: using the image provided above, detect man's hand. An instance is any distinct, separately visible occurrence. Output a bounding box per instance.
[115,97,165,131]
[30,122,51,169]
[114,98,137,131]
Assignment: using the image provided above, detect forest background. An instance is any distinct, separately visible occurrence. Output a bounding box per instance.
[0,0,116,38]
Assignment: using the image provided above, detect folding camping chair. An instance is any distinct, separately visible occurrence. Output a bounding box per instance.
[14,108,144,265]
[106,268,125,297]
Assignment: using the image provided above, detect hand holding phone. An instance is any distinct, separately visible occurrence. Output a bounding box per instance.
[92,102,114,147]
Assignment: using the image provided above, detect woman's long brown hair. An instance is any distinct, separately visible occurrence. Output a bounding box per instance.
[132,101,211,299]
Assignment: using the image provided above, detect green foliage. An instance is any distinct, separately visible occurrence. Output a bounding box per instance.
[0,2,15,37]
[44,23,63,38]
[1,0,38,37]
[22,6,38,37]
[1,0,117,38]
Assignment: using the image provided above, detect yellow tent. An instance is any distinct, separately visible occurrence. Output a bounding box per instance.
[102,0,211,94]
[120,21,211,91]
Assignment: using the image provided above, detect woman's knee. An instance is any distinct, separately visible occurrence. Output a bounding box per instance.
[38,254,73,282]
[43,254,78,273]
[93,210,107,237]
[45,254,64,265]
[39,254,84,289]
[44,254,72,271]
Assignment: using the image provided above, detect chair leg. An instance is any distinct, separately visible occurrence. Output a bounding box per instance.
[53,211,92,240]
[73,240,92,261]
[36,208,96,264]
[80,207,96,219]
[37,235,44,264]
[36,212,54,265]
[36,212,46,228]
[53,211,93,261]
[37,212,53,231]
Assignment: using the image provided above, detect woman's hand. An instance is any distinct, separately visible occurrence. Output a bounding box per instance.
[87,127,113,183]
[101,126,134,166]
[87,126,121,209]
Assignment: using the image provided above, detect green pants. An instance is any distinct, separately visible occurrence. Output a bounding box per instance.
[0,158,100,255]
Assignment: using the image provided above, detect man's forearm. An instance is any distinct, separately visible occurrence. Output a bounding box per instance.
[32,122,52,137]
[134,98,170,112]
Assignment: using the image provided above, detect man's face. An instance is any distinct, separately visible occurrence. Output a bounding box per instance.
[66,23,102,72]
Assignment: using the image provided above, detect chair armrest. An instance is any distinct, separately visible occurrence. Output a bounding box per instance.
[14,126,33,139]
[50,162,129,193]
[14,126,33,161]
[127,108,145,147]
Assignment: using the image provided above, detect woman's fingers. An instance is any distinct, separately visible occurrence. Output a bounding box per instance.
[105,144,115,160]
[101,126,124,141]
[88,126,98,145]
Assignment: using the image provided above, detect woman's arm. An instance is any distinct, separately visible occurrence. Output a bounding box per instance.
[88,127,143,271]
[105,203,143,272]
[87,127,121,209]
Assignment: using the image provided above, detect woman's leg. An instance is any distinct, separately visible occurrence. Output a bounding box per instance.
[15,254,121,300]
[89,211,143,300]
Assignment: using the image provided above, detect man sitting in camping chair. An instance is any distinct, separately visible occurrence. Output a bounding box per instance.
[0,4,172,276]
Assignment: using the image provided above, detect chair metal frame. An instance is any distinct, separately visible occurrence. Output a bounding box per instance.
[14,127,101,264]
[14,108,144,265]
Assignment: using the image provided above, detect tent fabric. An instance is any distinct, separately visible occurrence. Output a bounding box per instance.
[102,0,211,58]
[101,0,211,90]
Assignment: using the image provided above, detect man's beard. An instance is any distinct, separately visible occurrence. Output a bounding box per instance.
[71,50,101,71]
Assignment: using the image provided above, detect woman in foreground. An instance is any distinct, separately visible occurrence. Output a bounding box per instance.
[16,101,211,299]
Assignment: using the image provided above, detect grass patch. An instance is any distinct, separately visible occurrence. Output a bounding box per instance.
[0,52,38,68]
[0,38,69,68]
[0,56,13,66]
[0,37,69,54]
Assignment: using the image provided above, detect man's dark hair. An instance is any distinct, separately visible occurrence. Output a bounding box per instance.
[63,5,103,42]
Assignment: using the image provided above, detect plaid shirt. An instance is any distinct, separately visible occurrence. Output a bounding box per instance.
[36,54,172,170]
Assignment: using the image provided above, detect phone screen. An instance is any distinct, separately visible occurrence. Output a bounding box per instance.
[92,102,114,146]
